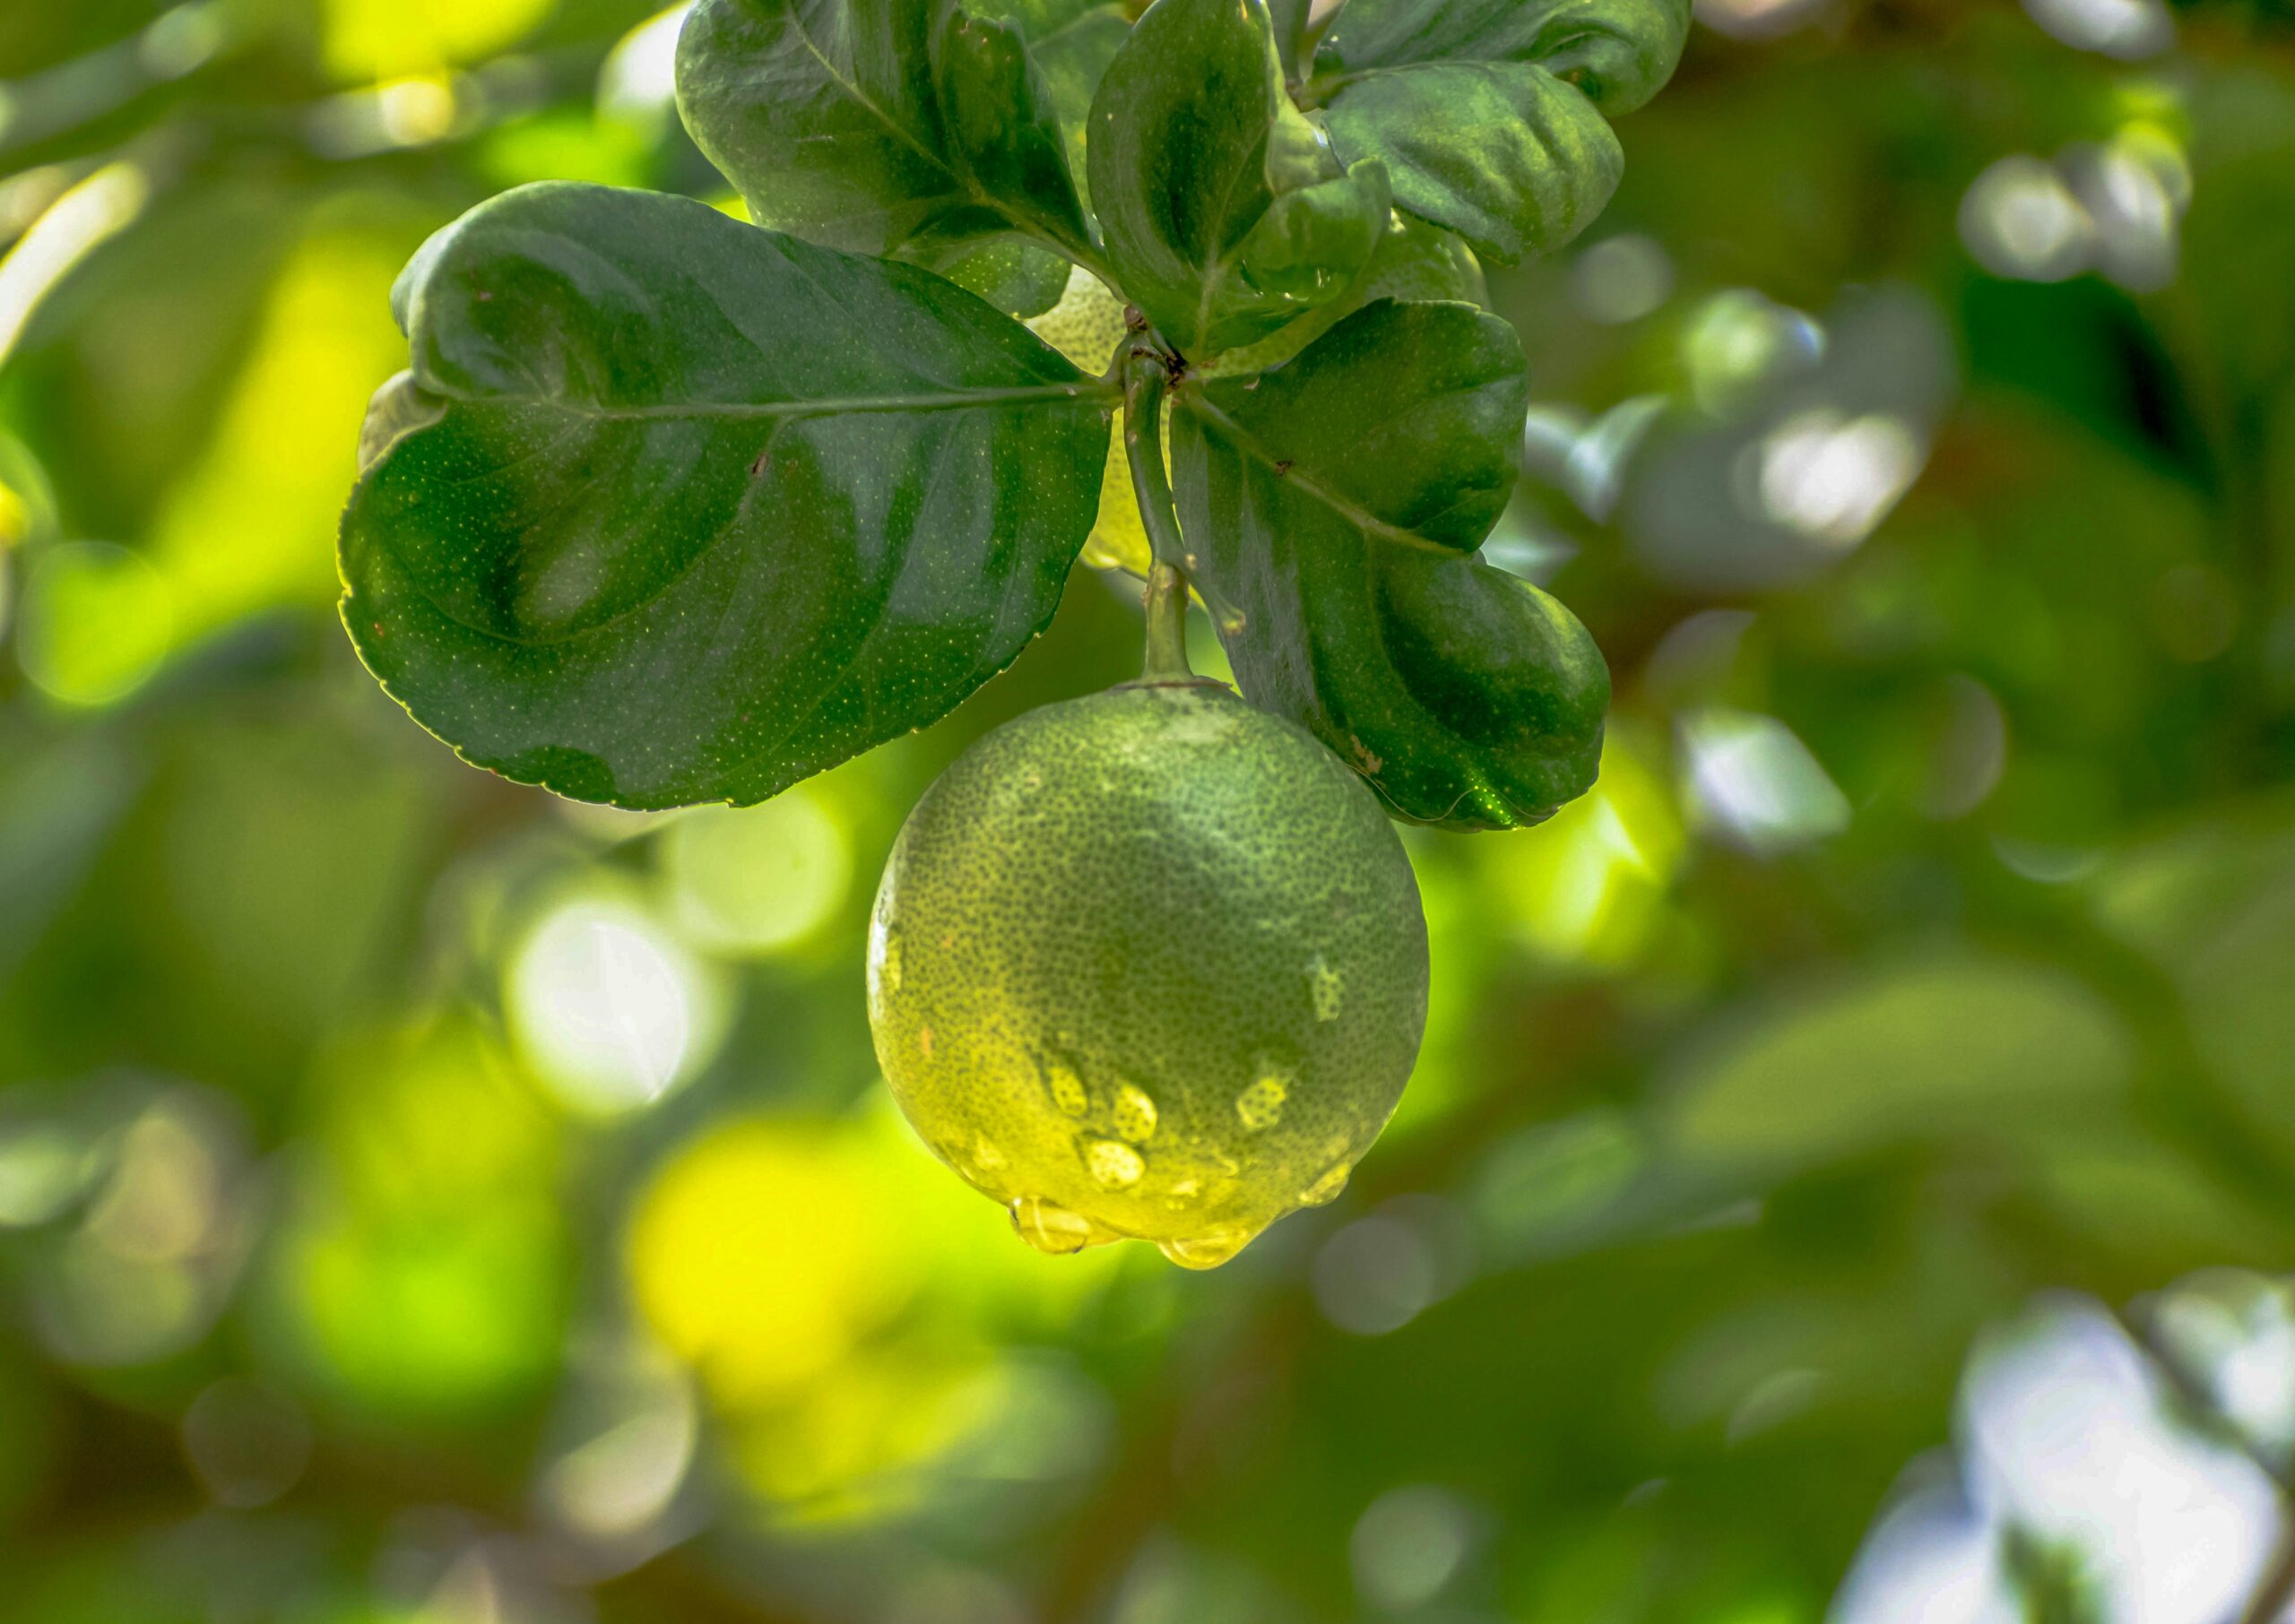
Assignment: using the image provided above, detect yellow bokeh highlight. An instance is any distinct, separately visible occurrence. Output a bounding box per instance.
[628,1120,922,1410]
[316,1023,562,1216]
[626,1104,1132,1520]
[321,0,559,83]
[145,221,414,647]
[1485,734,1685,968]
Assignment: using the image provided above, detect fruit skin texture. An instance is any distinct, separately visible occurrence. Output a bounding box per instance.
[868,680,1429,1268]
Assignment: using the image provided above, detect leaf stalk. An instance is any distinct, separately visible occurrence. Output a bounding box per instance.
[1123,338,1194,681]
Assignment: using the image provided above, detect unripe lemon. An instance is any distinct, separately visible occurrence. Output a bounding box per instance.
[868,680,1429,1268]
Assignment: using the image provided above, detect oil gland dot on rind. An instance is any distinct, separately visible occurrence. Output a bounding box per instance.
[1085,1139,1144,1189]
[1308,955,1343,1022]
[1044,1059,1089,1117]
[1235,1067,1289,1131]
[1113,1083,1158,1143]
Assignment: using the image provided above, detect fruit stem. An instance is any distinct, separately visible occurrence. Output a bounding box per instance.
[1122,342,1195,682]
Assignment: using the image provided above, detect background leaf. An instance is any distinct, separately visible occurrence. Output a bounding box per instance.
[340,182,1110,808]
[1016,1,1131,213]
[676,0,1093,263]
[1086,0,1386,357]
[1173,298,1609,827]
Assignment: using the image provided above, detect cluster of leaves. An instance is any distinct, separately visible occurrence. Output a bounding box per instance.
[340,0,1691,828]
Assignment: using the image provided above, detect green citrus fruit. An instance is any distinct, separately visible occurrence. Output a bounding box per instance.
[867,679,1429,1268]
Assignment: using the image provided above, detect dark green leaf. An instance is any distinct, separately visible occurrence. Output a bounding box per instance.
[1321,61,1619,264]
[1313,0,1693,116]
[1172,299,1607,828]
[340,183,1111,810]
[676,0,1092,263]
[1087,0,1387,357]
[1305,0,1690,261]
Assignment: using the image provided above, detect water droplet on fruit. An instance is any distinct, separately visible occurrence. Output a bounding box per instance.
[1308,955,1344,1022]
[1236,1066,1290,1131]
[1113,1083,1158,1143]
[1159,1229,1252,1269]
[1044,1058,1089,1117]
[1010,1196,1099,1255]
[1298,1162,1350,1206]
[1085,1139,1144,1188]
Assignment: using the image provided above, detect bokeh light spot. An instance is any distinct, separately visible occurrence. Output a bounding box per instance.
[506,890,724,1115]
[1961,155,2096,282]
[1350,1484,1477,1611]
[1572,234,1675,325]
[660,786,853,957]
[1680,708,1851,855]
[182,1378,313,1508]
[15,541,173,707]
[1744,410,1924,548]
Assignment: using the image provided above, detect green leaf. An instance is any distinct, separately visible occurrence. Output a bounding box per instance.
[676,0,1092,263]
[1268,0,1314,82]
[1026,3,1131,213]
[1321,61,1619,264]
[1207,207,1485,377]
[1305,0,1691,261]
[1087,0,1389,358]
[1172,298,1608,829]
[339,183,1111,810]
[1313,0,1693,116]
[926,233,1075,316]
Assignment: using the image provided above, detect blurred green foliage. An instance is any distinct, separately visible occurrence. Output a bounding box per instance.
[4,0,2295,1620]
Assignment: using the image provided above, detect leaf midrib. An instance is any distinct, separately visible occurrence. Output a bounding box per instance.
[424,377,1117,421]
[1173,387,1459,557]
[785,4,1088,255]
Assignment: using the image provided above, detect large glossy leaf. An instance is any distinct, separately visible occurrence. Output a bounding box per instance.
[1305,0,1691,262]
[1171,299,1608,829]
[339,183,1110,810]
[676,0,1093,263]
[1087,0,1388,358]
